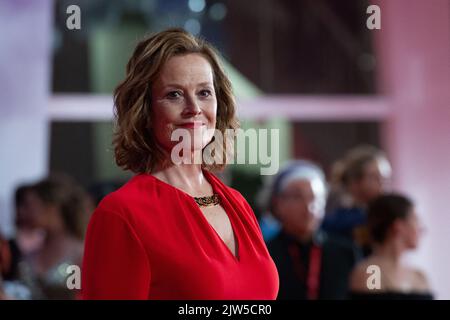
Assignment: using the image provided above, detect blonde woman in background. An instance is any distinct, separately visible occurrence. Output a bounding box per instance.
[321,145,392,256]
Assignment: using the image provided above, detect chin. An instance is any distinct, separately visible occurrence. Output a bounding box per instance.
[407,242,419,250]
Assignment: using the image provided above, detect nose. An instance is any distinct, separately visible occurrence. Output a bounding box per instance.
[183,94,201,116]
[419,223,426,235]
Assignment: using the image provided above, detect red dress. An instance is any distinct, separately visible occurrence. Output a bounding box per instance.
[81,170,279,299]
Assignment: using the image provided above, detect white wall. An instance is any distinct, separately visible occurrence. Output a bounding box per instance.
[376,0,450,299]
[0,1,52,237]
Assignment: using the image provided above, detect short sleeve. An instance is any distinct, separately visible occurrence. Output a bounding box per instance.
[81,207,151,299]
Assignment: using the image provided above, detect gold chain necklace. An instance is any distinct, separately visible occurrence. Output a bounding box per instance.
[193,194,220,207]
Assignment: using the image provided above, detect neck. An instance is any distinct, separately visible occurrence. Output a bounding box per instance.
[152,163,210,196]
[372,239,404,267]
[297,232,314,244]
[350,194,368,208]
[43,228,69,249]
[285,227,315,244]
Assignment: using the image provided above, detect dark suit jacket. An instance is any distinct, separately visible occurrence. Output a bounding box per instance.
[267,230,361,300]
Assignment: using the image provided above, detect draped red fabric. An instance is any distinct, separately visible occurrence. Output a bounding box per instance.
[81,170,279,300]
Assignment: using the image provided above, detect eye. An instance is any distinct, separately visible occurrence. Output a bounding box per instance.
[166,91,182,99]
[198,89,212,97]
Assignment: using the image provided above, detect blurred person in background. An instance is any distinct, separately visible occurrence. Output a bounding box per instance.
[258,200,282,243]
[0,234,12,299]
[81,28,278,299]
[349,193,433,299]
[0,232,31,300]
[21,174,91,299]
[14,185,45,257]
[321,145,392,256]
[263,160,361,299]
[0,185,43,300]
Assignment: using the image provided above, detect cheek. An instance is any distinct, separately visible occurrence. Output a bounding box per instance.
[275,203,291,220]
[152,104,177,128]
[32,210,45,226]
[411,225,421,241]
[151,105,180,145]
[281,203,307,224]
[201,102,217,145]
[362,179,381,196]
[205,100,217,127]
[364,178,377,190]
[152,125,172,150]
[402,224,419,245]
[202,127,215,145]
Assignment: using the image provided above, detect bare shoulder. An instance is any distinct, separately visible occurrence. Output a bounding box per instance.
[411,268,431,291]
[65,237,84,264]
[349,258,376,292]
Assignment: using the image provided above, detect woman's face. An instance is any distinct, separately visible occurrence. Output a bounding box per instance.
[398,208,424,249]
[353,158,390,203]
[151,53,217,158]
[25,191,62,232]
[23,191,46,230]
[16,190,39,230]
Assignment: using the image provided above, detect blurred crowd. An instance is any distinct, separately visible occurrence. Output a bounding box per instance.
[258,144,432,300]
[0,174,94,299]
[0,145,433,300]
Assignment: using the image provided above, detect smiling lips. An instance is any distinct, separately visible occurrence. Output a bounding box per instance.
[177,122,205,129]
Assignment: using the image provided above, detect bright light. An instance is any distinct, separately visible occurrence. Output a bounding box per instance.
[184,19,201,35]
[209,3,227,21]
[188,0,206,13]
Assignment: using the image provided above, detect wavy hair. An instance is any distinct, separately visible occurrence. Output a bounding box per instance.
[113,28,239,173]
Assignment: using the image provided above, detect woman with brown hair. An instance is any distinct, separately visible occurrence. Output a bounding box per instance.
[321,145,392,256]
[23,174,91,299]
[349,193,433,299]
[81,28,279,299]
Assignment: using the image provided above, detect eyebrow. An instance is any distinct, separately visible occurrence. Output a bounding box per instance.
[162,82,214,89]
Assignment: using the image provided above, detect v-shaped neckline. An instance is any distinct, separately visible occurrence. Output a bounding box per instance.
[145,170,241,262]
